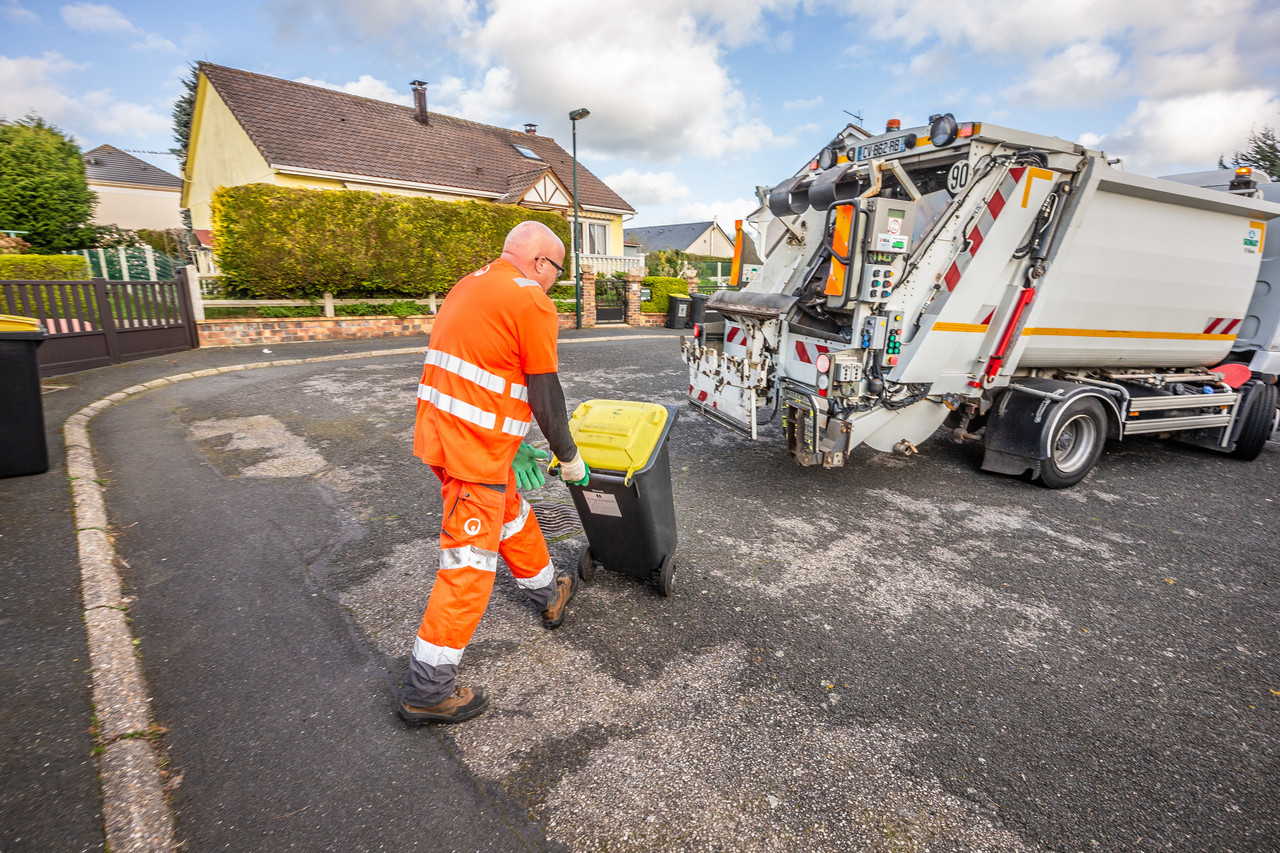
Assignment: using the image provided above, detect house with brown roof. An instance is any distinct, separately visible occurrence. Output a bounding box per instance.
[84,144,184,231]
[182,63,636,276]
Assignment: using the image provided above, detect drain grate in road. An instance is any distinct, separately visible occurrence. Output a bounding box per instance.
[530,499,583,541]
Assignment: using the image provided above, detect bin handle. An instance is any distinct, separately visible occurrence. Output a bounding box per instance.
[548,462,637,487]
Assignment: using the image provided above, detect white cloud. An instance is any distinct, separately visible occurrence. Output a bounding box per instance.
[0,52,171,142]
[296,75,413,106]
[266,0,803,161]
[59,2,175,50]
[783,95,823,111]
[1003,41,1125,106]
[3,0,39,23]
[602,169,690,206]
[60,2,132,32]
[447,0,805,160]
[435,67,515,124]
[266,0,479,42]
[677,197,758,226]
[1080,88,1280,175]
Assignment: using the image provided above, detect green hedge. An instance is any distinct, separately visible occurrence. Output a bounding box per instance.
[211,184,572,299]
[640,276,688,313]
[0,254,89,280]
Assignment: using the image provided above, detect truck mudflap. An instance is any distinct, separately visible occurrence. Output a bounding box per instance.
[682,337,773,440]
[980,379,1122,478]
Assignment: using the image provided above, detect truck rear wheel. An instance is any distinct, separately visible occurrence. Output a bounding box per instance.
[1037,397,1107,489]
[1229,381,1277,461]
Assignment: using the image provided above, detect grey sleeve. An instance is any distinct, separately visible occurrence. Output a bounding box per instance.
[526,371,579,462]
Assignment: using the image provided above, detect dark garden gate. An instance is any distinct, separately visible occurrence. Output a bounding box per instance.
[1,270,199,376]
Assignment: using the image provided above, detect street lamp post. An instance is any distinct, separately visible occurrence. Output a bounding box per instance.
[569,108,590,330]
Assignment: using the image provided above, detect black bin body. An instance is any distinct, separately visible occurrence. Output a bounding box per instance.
[666,294,690,329]
[566,407,678,580]
[688,292,708,327]
[0,329,49,478]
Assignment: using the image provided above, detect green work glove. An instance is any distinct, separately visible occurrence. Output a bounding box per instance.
[512,444,548,490]
[559,453,591,487]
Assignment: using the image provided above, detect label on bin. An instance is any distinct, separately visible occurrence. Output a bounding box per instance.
[581,490,622,517]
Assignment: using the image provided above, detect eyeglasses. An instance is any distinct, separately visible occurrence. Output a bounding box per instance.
[539,256,564,274]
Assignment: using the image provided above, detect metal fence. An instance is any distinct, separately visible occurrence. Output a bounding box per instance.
[66,245,185,281]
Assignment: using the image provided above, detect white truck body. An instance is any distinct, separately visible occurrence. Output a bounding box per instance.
[683,117,1280,486]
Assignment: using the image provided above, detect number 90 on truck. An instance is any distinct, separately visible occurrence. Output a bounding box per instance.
[682,114,1280,488]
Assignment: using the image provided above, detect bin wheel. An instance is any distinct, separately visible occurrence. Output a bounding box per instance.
[658,555,676,597]
[577,544,596,582]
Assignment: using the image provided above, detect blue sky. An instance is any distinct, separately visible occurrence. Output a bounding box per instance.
[3,0,1279,229]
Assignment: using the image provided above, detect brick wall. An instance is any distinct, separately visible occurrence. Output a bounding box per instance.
[197,315,435,347]
[198,313,588,345]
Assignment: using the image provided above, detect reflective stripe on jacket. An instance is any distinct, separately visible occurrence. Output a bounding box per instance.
[414,258,559,483]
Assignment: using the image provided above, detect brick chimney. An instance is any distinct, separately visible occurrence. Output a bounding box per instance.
[411,80,428,125]
[524,123,537,135]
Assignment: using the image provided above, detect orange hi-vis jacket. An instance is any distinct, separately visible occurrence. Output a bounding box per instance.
[414,258,560,484]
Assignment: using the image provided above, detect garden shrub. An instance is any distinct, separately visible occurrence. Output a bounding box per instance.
[639,276,688,313]
[211,184,571,300]
[257,305,323,318]
[0,253,89,280]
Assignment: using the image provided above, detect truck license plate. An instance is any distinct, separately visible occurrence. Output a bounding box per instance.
[857,136,907,161]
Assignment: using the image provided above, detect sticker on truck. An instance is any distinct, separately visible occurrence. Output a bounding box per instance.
[1245,221,1265,254]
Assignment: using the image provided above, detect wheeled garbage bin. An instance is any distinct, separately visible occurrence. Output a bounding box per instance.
[665,294,690,329]
[554,399,680,596]
[688,292,708,328]
[0,315,50,478]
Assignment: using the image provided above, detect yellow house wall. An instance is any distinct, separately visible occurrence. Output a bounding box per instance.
[91,184,183,230]
[576,210,623,255]
[183,75,275,230]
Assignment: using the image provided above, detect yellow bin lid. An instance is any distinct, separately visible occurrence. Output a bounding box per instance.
[559,399,671,484]
[0,314,42,332]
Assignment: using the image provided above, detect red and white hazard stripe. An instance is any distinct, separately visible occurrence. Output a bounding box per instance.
[792,340,830,364]
[687,383,718,408]
[943,166,1026,292]
[1204,317,1241,335]
[723,322,747,358]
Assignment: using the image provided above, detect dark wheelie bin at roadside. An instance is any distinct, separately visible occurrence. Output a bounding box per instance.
[688,291,708,328]
[0,315,50,478]
[666,294,690,329]
[553,399,680,596]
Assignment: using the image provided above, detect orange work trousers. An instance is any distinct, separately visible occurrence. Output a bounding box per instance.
[401,465,555,707]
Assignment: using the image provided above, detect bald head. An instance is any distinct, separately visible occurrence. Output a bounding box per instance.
[501,220,566,291]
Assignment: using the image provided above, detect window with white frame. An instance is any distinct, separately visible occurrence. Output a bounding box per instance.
[574,222,610,255]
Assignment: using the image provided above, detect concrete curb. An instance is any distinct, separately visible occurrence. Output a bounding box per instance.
[66,334,669,851]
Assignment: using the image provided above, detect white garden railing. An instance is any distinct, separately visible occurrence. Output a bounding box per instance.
[572,254,644,278]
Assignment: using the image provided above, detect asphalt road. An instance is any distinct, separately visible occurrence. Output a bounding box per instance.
[26,331,1280,851]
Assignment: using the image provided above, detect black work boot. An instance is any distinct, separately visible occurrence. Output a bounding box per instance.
[399,687,489,725]
[540,571,579,629]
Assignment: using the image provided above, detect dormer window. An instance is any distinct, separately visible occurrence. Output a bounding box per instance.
[513,144,541,160]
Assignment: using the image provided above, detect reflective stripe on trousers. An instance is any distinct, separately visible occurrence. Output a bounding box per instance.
[402,465,557,708]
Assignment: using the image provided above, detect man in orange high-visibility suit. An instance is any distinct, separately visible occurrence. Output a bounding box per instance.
[399,220,591,725]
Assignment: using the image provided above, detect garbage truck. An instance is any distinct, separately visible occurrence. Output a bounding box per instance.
[682,115,1280,487]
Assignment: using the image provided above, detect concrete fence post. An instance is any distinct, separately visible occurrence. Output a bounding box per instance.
[323,292,335,318]
[185,266,206,322]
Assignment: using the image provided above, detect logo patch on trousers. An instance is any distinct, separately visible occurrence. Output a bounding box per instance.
[464,518,482,536]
